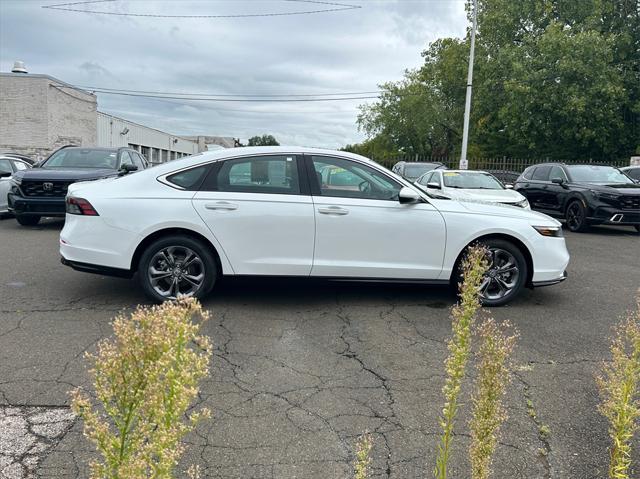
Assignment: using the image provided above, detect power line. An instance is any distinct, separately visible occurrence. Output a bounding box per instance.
[70,84,382,97]
[42,0,362,18]
[55,84,379,102]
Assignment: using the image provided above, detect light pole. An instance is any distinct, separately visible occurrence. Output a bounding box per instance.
[459,0,478,170]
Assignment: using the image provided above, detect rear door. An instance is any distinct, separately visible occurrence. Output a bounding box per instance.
[306,155,446,279]
[528,165,553,211]
[192,154,315,275]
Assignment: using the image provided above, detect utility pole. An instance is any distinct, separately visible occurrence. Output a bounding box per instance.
[459,0,477,170]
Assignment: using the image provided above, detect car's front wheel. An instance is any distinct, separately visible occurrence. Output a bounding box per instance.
[456,239,528,307]
[16,215,40,226]
[138,235,217,303]
[565,200,589,232]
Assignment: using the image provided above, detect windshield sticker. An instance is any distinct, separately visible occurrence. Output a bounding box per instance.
[444,172,460,176]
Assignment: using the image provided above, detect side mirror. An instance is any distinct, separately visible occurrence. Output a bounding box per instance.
[551,177,564,185]
[399,186,422,204]
[427,181,441,190]
[119,163,138,175]
[0,171,11,179]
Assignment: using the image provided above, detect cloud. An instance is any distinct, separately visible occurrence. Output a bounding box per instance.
[0,0,466,148]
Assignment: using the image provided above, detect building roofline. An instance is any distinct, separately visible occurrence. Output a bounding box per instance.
[0,72,95,96]
[97,110,198,143]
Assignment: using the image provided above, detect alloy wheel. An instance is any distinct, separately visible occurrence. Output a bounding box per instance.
[478,248,520,302]
[147,246,205,299]
[566,203,583,231]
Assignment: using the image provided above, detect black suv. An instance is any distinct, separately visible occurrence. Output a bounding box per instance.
[8,146,147,226]
[514,163,640,233]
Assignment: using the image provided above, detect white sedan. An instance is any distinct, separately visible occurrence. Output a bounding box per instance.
[60,147,569,306]
[0,154,32,215]
[415,169,531,209]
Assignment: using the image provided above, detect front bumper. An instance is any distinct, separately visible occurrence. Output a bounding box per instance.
[588,206,640,226]
[531,270,568,287]
[8,193,66,217]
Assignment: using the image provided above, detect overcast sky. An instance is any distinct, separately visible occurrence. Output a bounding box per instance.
[0,0,467,148]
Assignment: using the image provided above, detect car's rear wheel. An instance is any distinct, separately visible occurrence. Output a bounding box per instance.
[138,235,217,303]
[16,215,40,226]
[565,200,589,232]
[456,239,528,307]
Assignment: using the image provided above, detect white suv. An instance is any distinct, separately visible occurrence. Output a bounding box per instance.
[60,147,569,306]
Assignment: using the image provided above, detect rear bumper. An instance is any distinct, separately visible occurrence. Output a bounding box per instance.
[60,256,133,278]
[8,193,66,217]
[531,270,568,287]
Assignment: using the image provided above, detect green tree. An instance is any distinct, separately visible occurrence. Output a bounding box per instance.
[357,0,639,161]
[247,134,280,146]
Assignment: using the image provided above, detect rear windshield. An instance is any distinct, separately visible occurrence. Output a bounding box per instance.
[403,163,440,177]
[442,171,503,189]
[42,149,118,169]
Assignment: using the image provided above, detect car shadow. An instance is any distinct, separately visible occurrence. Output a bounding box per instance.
[562,223,639,237]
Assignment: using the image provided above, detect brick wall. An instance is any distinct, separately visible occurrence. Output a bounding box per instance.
[0,74,97,162]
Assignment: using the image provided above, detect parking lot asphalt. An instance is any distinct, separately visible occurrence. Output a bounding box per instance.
[0,216,638,478]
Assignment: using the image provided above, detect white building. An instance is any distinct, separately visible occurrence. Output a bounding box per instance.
[0,64,237,163]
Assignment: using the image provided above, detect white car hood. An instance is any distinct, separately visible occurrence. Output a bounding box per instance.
[455,200,559,225]
[444,188,525,203]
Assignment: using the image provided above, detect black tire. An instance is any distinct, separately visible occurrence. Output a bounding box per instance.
[455,239,528,307]
[138,235,217,303]
[565,200,589,232]
[16,215,40,226]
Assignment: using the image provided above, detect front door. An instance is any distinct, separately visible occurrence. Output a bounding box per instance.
[306,155,446,279]
[192,154,315,275]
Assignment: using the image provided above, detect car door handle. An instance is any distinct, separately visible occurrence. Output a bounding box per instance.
[205,201,238,211]
[318,206,349,216]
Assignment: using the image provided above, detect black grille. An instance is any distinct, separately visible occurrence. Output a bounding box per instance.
[21,181,72,197]
[620,195,640,210]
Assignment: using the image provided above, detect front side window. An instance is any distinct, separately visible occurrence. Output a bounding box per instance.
[212,155,300,194]
[311,156,401,201]
[549,166,566,182]
[532,165,552,181]
[119,151,134,167]
[417,171,433,186]
[0,159,12,174]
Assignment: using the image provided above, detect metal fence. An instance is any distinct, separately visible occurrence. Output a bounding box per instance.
[371,155,631,184]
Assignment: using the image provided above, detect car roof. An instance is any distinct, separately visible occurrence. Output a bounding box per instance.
[56,146,122,152]
[148,146,380,175]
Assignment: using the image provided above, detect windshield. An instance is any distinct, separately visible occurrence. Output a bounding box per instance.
[42,149,118,169]
[566,165,633,184]
[404,163,440,178]
[442,171,503,189]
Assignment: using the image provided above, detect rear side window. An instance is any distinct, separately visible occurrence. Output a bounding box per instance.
[207,155,300,195]
[519,166,536,180]
[166,165,210,190]
[532,165,552,181]
[0,159,12,174]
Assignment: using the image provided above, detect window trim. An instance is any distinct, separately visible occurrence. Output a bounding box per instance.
[304,154,404,201]
[202,154,304,196]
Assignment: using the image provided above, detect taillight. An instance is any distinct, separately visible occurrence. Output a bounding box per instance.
[66,197,99,216]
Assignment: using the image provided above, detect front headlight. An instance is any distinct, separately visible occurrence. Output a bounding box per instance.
[588,190,618,201]
[532,225,563,237]
[10,176,21,186]
[515,198,530,209]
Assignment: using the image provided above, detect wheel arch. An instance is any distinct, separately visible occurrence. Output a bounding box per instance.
[130,227,224,275]
[450,233,534,287]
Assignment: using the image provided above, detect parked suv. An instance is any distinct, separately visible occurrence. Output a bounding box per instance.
[514,163,640,233]
[8,146,147,226]
[391,161,446,181]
